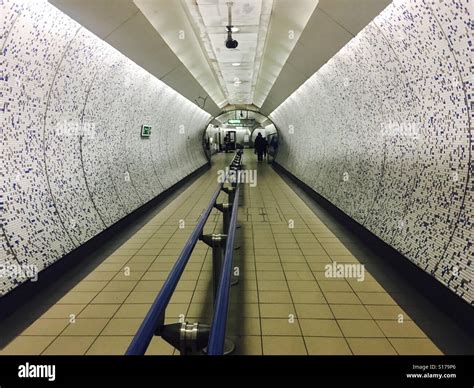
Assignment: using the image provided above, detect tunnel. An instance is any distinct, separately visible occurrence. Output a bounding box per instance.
[0,0,473,380]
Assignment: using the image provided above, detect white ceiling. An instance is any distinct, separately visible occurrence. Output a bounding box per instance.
[49,0,392,117]
[182,0,273,105]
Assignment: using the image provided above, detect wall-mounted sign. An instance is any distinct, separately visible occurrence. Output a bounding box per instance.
[228,119,241,124]
[141,125,151,138]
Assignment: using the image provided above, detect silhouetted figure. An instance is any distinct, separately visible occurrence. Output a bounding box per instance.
[254,132,266,162]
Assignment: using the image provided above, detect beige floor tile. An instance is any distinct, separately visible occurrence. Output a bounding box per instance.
[127,256,156,263]
[262,336,307,355]
[291,291,326,304]
[57,292,98,304]
[1,336,56,355]
[91,291,130,304]
[61,318,109,336]
[347,338,397,355]
[40,304,86,319]
[305,255,332,263]
[377,321,427,338]
[287,280,320,292]
[348,280,385,293]
[256,263,283,271]
[261,319,301,336]
[357,292,397,305]
[113,270,146,281]
[21,319,69,336]
[42,336,96,355]
[283,263,310,271]
[318,280,353,292]
[389,338,442,355]
[133,280,166,292]
[70,281,108,292]
[102,281,137,292]
[305,337,352,355]
[115,304,152,319]
[86,336,132,355]
[83,272,116,281]
[325,292,361,305]
[283,271,314,281]
[101,318,142,335]
[78,304,120,318]
[294,304,334,319]
[330,304,372,319]
[337,320,385,338]
[257,280,289,291]
[299,319,342,337]
[94,263,125,272]
[125,291,159,304]
[141,271,172,281]
[260,303,295,318]
[258,291,292,303]
[366,305,412,321]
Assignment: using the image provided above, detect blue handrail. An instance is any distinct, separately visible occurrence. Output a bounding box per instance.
[125,183,223,355]
[207,184,241,355]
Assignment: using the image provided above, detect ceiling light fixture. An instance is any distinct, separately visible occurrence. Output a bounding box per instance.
[232,63,241,66]
[225,2,238,49]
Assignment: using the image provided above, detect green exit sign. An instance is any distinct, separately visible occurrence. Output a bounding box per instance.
[228,119,241,124]
[141,125,151,138]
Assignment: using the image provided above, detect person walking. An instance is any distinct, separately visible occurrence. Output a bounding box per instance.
[254,132,265,162]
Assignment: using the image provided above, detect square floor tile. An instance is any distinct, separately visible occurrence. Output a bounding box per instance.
[78,304,120,318]
[291,291,326,304]
[262,336,307,355]
[260,304,295,318]
[330,304,372,319]
[294,304,333,319]
[261,319,301,336]
[357,292,396,305]
[101,318,142,336]
[366,305,412,321]
[86,336,132,355]
[91,292,130,304]
[299,319,342,337]
[41,304,85,319]
[389,338,442,355]
[42,336,96,355]
[305,337,352,355]
[377,321,426,338]
[324,292,361,305]
[257,280,289,291]
[258,291,292,303]
[287,281,320,292]
[347,338,397,355]
[61,319,109,336]
[0,336,56,355]
[57,292,98,304]
[337,320,385,337]
[21,319,69,336]
[102,281,138,292]
[70,281,108,292]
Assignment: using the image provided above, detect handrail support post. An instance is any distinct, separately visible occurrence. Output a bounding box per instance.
[200,233,227,301]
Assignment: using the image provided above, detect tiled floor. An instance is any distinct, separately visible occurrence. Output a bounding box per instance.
[0,150,442,356]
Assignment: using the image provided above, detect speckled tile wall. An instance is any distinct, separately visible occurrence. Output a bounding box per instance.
[270,0,473,304]
[0,0,211,296]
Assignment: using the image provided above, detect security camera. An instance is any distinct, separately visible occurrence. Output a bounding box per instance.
[225,28,238,49]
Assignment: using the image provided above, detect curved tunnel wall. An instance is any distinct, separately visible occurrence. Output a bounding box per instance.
[270,0,473,304]
[0,0,211,296]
